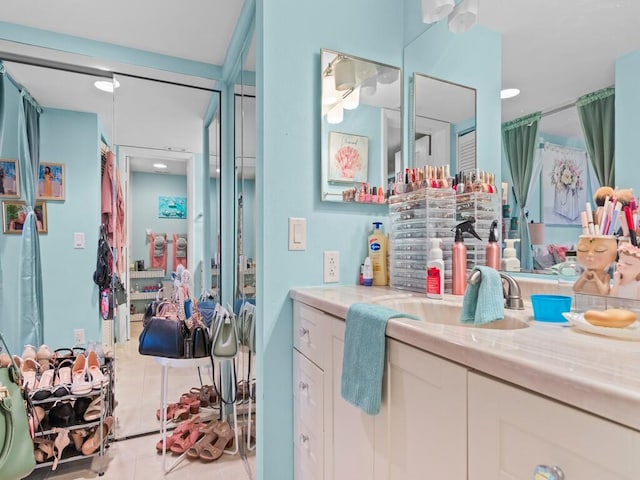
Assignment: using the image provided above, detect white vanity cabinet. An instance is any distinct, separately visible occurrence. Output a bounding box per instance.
[468,372,640,480]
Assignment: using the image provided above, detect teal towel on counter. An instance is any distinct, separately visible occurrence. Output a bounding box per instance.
[460,266,505,325]
[341,303,418,415]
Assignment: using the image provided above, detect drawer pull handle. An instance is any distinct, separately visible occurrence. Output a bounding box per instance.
[534,465,565,480]
[299,327,310,338]
[299,434,309,449]
[298,381,309,393]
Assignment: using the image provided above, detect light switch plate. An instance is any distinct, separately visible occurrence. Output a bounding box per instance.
[288,217,306,250]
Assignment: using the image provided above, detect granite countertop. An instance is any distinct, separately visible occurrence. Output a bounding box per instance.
[290,285,640,431]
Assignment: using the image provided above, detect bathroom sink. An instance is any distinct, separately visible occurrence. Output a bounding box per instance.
[375,297,530,330]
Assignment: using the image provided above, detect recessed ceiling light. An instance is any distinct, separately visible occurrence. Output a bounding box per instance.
[501,88,520,99]
[94,79,120,93]
[153,163,167,169]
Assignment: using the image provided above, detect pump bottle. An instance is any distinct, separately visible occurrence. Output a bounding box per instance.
[501,239,521,272]
[452,227,467,295]
[426,238,444,299]
[368,222,388,286]
[485,220,500,270]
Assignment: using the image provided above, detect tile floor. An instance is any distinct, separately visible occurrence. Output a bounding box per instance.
[26,322,255,479]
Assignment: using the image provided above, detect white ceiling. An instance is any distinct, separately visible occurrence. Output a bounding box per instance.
[2,0,640,157]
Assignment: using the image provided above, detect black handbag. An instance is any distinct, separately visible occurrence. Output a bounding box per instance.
[191,323,211,358]
[138,317,188,358]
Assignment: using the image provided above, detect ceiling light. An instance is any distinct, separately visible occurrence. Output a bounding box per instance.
[153,163,167,169]
[333,56,356,91]
[501,88,521,99]
[448,0,478,33]
[94,79,120,92]
[327,102,344,124]
[343,87,360,110]
[421,0,455,23]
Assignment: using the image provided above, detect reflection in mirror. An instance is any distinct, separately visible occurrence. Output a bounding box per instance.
[320,49,401,203]
[412,73,476,174]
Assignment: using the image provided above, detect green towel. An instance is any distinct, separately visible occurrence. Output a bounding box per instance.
[460,266,505,325]
[341,303,418,415]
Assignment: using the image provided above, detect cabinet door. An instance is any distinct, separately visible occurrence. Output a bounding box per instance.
[380,339,467,480]
[325,318,376,480]
[468,372,640,480]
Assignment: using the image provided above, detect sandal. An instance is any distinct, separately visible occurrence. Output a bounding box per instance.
[186,422,219,459]
[51,427,71,470]
[30,368,55,401]
[172,405,190,422]
[199,421,234,462]
[87,351,108,389]
[83,397,102,422]
[36,345,54,370]
[71,428,89,451]
[81,416,113,455]
[155,415,201,453]
[156,402,178,421]
[33,438,55,463]
[179,393,200,414]
[21,358,40,393]
[169,422,204,454]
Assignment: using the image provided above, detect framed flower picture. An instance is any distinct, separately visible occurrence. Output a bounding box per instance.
[37,162,65,201]
[0,159,20,198]
[328,132,368,183]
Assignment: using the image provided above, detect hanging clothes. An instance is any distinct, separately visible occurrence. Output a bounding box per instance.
[150,232,168,271]
[101,150,126,276]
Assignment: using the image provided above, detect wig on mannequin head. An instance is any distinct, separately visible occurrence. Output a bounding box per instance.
[180,269,191,286]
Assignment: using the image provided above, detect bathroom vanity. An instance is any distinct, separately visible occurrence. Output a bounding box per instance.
[290,285,640,480]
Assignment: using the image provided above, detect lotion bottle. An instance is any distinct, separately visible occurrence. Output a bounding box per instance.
[452,227,468,295]
[485,220,500,270]
[363,257,373,286]
[368,222,388,286]
[426,238,444,299]
[501,239,521,272]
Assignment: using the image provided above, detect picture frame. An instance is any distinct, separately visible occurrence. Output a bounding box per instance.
[37,162,65,201]
[327,132,369,183]
[158,196,187,219]
[0,158,20,198]
[2,201,48,234]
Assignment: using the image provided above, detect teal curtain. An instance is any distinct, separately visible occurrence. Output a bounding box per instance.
[576,87,615,187]
[502,112,541,271]
[18,89,43,348]
[0,62,5,155]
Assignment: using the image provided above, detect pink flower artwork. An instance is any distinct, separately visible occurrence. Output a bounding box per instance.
[334,146,362,180]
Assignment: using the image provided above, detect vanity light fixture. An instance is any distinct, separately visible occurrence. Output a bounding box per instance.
[501,88,521,99]
[153,163,168,169]
[94,79,120,92]
[421,0,455,24]
[343,86,360,110]
[333,56,356,91]
[448,0,478,33]
[360,76,377,96]
[323,69,340,106]
[327,102,344,124]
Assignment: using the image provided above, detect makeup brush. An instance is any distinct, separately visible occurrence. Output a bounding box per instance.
[593,186,614,228]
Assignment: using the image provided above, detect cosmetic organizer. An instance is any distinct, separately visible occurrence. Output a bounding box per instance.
[455,191,501,270]
[389,188,456,293]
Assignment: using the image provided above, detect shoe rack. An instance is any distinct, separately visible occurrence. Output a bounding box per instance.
[30,356,115,475]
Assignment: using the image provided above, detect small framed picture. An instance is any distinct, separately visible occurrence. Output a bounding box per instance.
[0,159,20,198]
[328,132,369,183]
[37,162,65,201]
[2,201,48,234]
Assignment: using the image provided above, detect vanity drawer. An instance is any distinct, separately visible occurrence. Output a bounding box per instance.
[293,350,324,437]
[294,413,323,480]
[293,302,327,369]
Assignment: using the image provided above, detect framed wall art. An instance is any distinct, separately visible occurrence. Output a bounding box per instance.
[0,159,20,198]
[327,132,369,183]
[37,162,65,201]
[158,196,187,219]
[2,201,48,234]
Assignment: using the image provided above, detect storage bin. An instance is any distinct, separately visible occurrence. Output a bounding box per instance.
[531,294,572,322]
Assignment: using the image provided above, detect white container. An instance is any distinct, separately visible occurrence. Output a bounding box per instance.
[426,238,444,299]
[501,238,521,272]
[363,257,373,287]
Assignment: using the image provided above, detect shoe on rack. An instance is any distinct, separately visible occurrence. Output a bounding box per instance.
[0,353,10,367]
[87,351,108,389]
[51,427,71,471]
[30,368,55,401]
[71,428,89,451]
[21,345,37,361]
[71,354,92,395]
[36,345,54,370]
[81,416,113,456]
[179,393,200,415]
[21,358,40,393]
[83,397,102,422]
[33,438,55,463]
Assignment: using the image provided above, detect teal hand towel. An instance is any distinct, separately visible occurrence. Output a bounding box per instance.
[341,303,418,415]
[460,266,504,325]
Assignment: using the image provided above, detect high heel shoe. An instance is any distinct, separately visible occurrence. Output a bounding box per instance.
[87,351,108,389]
[199,421,234,462]
[155,415,201,453]
[71,354,92,395]
[30,368,55,401]
[81,416,113,455]
[33,438,55,463]
[71,428,89,451]
[36,345,54,371]
[51,427,71,470]
[169,421,204,455]
[179,393,200,415]
[186,421,220,459]
[53,359,73,397]
[21,358,40,393]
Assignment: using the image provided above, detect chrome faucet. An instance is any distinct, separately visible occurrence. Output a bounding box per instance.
[468,270,524,310]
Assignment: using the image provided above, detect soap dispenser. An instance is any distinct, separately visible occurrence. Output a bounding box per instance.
[485,220,500,270]
[501,239,521,272]
[426,238,444,299]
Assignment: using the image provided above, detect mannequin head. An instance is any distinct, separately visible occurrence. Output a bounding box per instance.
[576,235,617,271]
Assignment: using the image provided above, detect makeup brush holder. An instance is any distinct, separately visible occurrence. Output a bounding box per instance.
[573,235,618,296]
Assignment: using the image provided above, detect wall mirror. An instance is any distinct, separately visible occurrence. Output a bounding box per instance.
[412,73,476,173]
[320,48,401,203]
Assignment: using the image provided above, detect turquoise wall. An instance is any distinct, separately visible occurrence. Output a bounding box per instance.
[130,172,187,276]
[1,82,101,351]
[403,21,502,177]
[615,49,640,192]
[257,0,402,477]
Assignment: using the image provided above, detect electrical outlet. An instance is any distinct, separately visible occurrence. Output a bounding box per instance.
[73,328,85,346]
[324,251,340,283]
